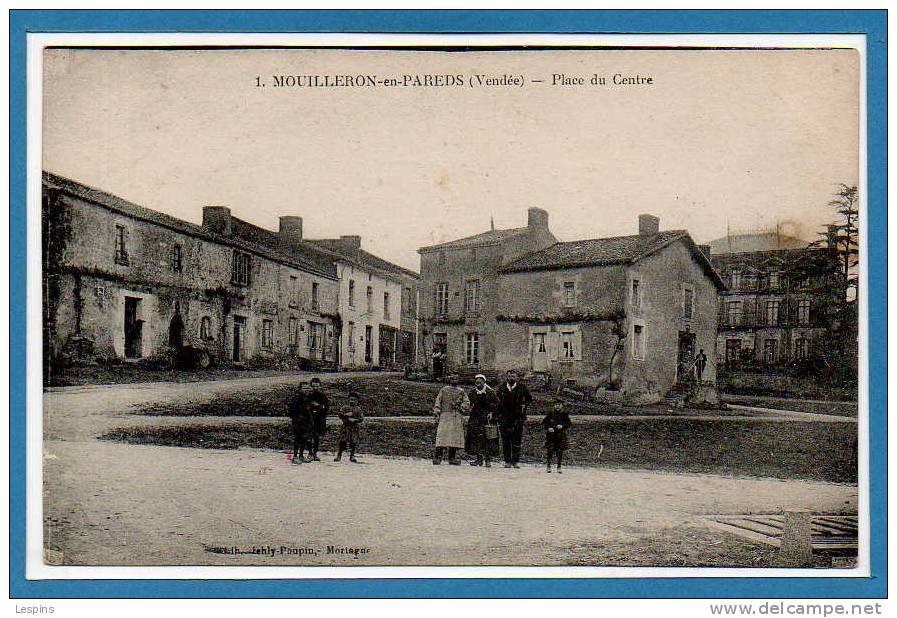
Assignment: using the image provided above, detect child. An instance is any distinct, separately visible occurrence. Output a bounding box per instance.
[288,382,315,465]
[542,401,572,473]
[335,392,364,463]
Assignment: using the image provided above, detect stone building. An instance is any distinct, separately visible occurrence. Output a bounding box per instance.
[42,172,418,374]
[709,236,842,368]
[419,211,725,403]
[307,236,421,369]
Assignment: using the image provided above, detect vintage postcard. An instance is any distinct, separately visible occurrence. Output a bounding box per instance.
[27,32,869,586]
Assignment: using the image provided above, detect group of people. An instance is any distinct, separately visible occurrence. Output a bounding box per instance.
[432,369,571,473]
[286,370,574,473]
[287,377,363,464]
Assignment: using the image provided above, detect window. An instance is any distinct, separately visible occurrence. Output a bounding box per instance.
[311,282,319,312]
[561,331,576,359]
[199,316,212,340]
[435,282,449,315]
[114,225,129,265]
[534,332,547,353]
[348,280,356,307]
[763,339,778,364]
[383,292,391,320]
[170,244,182,273]
[632,324,645,360]
[563,282,576,308]
[769,272,780,289]
[798,299,811,325]
[261,319,273,349]
[347,322,355,351]
[766,300,780,326]
[631,279,641,310]
[683,287,695,319]
[725,339,742,366]
[465,333,480,365]
[795,338,810,360]
[730,270,742,290]
[465,279,480,313]
[288,317,299,346]
[289,276,298,307]
[726,300,743,326]
[308,321,321,350]
[231,250,251,286]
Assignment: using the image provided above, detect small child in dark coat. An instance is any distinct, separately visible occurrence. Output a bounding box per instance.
[542,401,572,473]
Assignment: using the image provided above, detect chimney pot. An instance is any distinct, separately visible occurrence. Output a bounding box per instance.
[639,214,660,236]
[202,206,232,236]
[279,216,303,241]
[528,207,549,230]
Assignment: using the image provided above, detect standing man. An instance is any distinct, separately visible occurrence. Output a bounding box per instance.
[432,375,470,465]
[496,369,532,468]
[288,382,315,465]
[307,377,330,461]
[693,349,708,384]
[466,374,499,467]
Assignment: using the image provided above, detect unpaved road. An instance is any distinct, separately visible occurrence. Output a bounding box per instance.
[42,372,858,567]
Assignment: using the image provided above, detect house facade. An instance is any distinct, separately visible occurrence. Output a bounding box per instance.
[709,242,842,368]
[308,236,421,369]
[44,172,423,375]
[419,211,725,403]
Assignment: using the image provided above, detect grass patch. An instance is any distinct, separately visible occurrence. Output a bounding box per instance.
[101,417,857,484]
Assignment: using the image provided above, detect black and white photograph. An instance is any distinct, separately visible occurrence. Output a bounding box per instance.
[38,43,862,572]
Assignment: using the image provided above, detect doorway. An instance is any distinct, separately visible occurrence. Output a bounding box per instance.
[124,297,143,359]
[168,312,184,348]
[232,316,246,362]
[364,325,373,364]
[677,331,696,384]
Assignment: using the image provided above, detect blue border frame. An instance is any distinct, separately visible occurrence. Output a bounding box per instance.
[10,9,887,599]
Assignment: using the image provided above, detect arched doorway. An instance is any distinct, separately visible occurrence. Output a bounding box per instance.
[168,312,185,349]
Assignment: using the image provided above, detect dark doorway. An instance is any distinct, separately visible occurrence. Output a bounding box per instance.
[124,297,143,359]
[232,316,246,362]
[364,325,373,364]
[168,312,185,348]
[677,331,696,384]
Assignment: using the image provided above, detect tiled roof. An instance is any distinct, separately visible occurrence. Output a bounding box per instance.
[230,218,337,278]
[418,227,527,252]
[708,232,809,255]
[43,171,338,280]
[502,230,726,289]
[308,239,419,281]
[502,230,688,271]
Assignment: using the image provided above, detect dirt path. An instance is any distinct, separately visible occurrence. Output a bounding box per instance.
[43,440,857,567]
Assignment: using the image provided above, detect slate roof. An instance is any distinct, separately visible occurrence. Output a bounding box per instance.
[43,171,338,280]
[308,239,419,281]
[418,227,528,253]
[501,230,726,289]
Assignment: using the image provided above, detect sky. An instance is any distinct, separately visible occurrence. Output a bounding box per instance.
[43,48,859,270]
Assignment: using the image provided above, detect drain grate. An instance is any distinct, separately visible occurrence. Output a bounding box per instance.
[705,514,858,553]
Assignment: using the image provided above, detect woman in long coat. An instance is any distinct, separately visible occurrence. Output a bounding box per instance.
[432,376,470,465]
[466,374,499,467]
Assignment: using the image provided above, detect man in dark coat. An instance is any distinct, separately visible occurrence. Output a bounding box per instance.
[307,377,330,461]
[466,374,499,467]
[495,369,532,468]
[288,382,315,464]
[694,349,708,383]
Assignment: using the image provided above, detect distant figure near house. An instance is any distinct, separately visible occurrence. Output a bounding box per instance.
[496,370,533,468]
[466,374,499,467]
[288,382,315,465]
[432,350,446,379]
[432,376,470,465]
[307,377,330,461]
[334,391,364,463]
[694,349,708,383]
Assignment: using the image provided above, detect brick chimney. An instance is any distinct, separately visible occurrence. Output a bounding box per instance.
[278,216,303,241]
[203,206,232,236]
[528,207,549,230]
[337,235,361,250]
[638,214,660,236]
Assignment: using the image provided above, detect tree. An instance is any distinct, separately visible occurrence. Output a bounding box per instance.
[812,183,858,300]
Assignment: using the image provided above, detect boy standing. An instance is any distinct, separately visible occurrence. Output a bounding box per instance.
[335,392,364,463]
[288,382,315,465]
[542,401,572,474]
